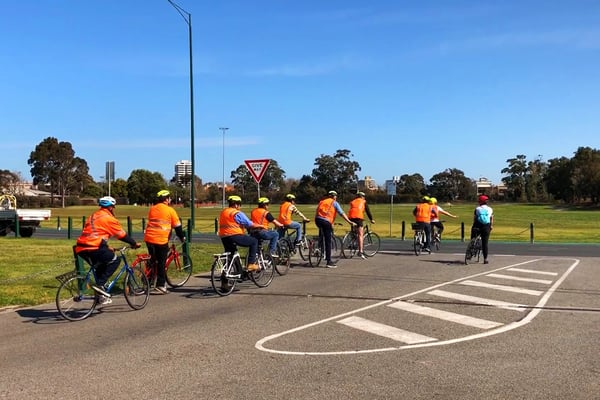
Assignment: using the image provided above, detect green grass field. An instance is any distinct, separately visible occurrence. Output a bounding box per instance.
[1,202,598,309]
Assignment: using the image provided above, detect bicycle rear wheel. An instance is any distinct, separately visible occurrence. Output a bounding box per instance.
[465,239,476,265]
[297,237,310,261]
[210,257,236,296]
[413,232,423,256]
[56,274,97,321]
[124,266,150,310]
[331,235,343,261]
[308,237,322,267]
[250,253,275,288]
[433,233,441,251]
[341,233,356,259]
[166,252,193,287]
[275,239,291,276]
[363,232,381,257]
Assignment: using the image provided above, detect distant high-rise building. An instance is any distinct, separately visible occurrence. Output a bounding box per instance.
[175,160,192,185]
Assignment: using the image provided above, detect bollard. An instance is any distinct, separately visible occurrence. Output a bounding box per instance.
[68,217,73,239]
[214,218,218,234]
[187,219,193,240]
[141,218,146,233]
[530,222,534,244]
[127,216,132,236]
[461,222,465,242]
[401,221,406,240]
[57,216,61,231]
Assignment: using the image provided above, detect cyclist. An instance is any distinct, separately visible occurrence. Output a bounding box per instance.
[277,193,310,246]
[144,190,186,294]
[75,196,141,304]
[412,195,433,253]
[471,194,494,264]
[347,191,375,259]
[250,197,284,258]
[218,195,261,272]
[315,190,356,268]
[429,197,457,239]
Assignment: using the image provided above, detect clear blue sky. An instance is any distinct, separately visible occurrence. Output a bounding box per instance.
[1,0,599,188]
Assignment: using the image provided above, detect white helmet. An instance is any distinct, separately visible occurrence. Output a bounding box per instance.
[98,196,117,208]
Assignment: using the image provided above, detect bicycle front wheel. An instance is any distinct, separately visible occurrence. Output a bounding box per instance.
[56,274,97,321]
[331,235,343,261]
[124,266,150,310]
[251,253,275,288]
[341,233,356,259]
[275,239,291,276]
[363,232,381,257]
[465,239,475,265]
[297,237,310,261]
[166,252,193,287]
[210,257,236,296]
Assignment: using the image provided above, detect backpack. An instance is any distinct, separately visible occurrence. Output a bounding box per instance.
[477,208,491,224]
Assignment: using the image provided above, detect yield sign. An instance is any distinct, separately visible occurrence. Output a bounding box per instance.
[244,159,270,183]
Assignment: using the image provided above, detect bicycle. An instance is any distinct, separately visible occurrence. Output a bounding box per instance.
[309,225,343,267]
[430,220,445,252]
[412,223,428,256]
[133,241,193,288]
[55,246,150,321]
[276,221,315,274]
[464,228,482,265]
[341,223,381,258]
[210,242,275,296]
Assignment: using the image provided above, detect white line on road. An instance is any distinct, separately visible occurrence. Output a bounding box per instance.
[337,316,437,344]
[459,280,543,296]
[486,273,553,284]
[388,301,503,329]
[427,289,525,312]
[507,267,558,276]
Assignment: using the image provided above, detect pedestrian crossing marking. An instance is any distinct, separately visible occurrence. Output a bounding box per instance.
[507,268,558,276]
[487,273,553,285]
[388,301,503,329]
[337,316,437,344]
[428,289,525,311]
[459,280,543,296]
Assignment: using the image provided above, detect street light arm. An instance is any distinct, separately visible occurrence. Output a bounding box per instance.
[166,0,191,25]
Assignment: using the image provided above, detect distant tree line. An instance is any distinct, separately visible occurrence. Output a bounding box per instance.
[1,137,599,207]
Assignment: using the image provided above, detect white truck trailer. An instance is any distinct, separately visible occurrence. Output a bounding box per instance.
[0,194,51,237]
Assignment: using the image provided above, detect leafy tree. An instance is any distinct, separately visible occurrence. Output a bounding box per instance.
[545,156,573,203]
[110,178,129,198]
[312,149,361,202]
[28,137,93,207]
[525,156,549,202]
[570,147,600,204]
[127,169,167,205]
[396,173,426,201]
[230,160,286,200]
[501,155,528,201]
[429,168,474,201]
[0,170,19,193]
[294,175,319,203]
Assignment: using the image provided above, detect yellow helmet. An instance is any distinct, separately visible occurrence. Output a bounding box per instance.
[227,195,242,204]
[258,197,270,205]
[157,189,170,198]
[429,197,437,204]
[285,194,296,200]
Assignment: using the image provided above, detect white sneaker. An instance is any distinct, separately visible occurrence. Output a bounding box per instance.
[358,252,366,259]
[155,286,169,294]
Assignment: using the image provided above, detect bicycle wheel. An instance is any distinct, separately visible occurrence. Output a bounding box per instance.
[56,274,97,321]
[124,266,150,310]
[341,233,356,259]
[210,257,236,296]
[363,232,381,257]
[474,238,482,262]
[432,233,441,251]
[166,252,193,287]
[308,237,323,267]
[297,237,311,261]
[413,232,423,256]
[465,239,476,265]
[275,239,291,276]
[331,235,343,261]
[132,256,155,288]
[250,253,275,288]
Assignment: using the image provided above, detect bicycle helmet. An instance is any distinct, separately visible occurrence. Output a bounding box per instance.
[285,194,296,200]
[422,195,430,202]
[98,196,116,208]
[157,189,170,198]
[328,190,338,196]
[228,195,242,204]
[478,194,489,204]
[357,191,365,197]
[258,197,270,205]
[429,197,437,204]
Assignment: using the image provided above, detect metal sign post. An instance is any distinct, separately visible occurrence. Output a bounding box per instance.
[386,180,397,237]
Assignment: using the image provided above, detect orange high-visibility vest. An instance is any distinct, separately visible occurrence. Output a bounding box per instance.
[316,198,337,223]
[251,207,269,229]
[218,207,245,236]
[144,202,181,245]
[75,208,127,253]
[415,203,432,223]
[348,197,366,219]
[277,201,293,225]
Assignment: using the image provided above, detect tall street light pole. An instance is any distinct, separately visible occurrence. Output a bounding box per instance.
[219,127,229,208]
[167,0,195,228]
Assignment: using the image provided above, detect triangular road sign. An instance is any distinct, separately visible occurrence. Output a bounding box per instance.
[244,159,271,183]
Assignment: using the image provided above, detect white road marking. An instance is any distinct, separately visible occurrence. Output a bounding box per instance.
[337,316,437,344]
[427,289,525,312]
[486,273,553,285]
[507,267,558,276]
[255,258,579,355]
[459,280,543,296]
[388,301,503,329]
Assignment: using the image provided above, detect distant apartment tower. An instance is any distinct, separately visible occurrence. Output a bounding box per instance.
[174,160,192,185]
[358,176,378,192]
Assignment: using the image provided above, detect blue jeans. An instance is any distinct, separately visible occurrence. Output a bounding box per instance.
[278,221,302,242]
[221,235,258,264]
[252,229,279,254]
[78,246,121,288]
[315,217,333,263]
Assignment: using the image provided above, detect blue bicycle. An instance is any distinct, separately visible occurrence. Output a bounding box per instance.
[55,246,150,321]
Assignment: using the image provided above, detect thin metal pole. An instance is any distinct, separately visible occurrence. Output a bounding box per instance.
[220,127,229,207]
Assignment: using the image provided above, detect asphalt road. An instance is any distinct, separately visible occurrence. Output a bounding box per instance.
[1,239,599,399]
